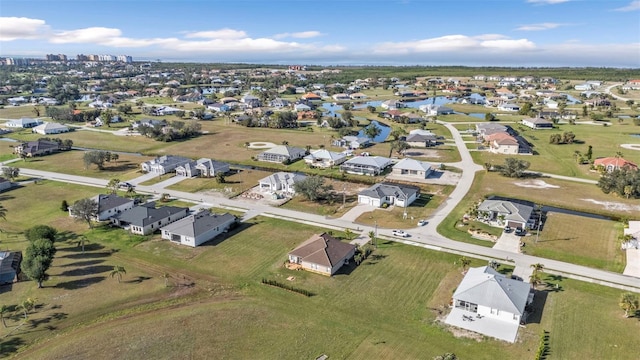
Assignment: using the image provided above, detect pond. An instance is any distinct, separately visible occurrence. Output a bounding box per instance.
[630,134,640,138]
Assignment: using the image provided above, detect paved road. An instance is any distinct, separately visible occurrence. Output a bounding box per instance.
[13,123,640,292]
[603,83,629,101]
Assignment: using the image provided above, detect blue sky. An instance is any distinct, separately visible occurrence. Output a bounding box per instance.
[1,0,639,67]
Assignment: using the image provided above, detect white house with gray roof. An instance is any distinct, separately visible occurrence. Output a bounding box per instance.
[6,117,42,128]
[161,211,237,247]
[332,136,371,149]
[176,158,229,177]
[445,266,533,343]
[141,155,192,175]
[111,202,189,235]
[477,199,534,229]
[358,182,420,208]
[304,149,347,168]
[70,194,135,221]
[258,172,306,194]
[391,158,433,179]
[32,122,70,135]
[257,145,306,163]
[340,156,392,176]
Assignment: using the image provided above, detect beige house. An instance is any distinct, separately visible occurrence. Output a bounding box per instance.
[486,133,519,155]
[288,233,356,276]
[392,158,433,179]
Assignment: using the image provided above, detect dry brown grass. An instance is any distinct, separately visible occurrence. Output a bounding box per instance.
[167,169,273,196]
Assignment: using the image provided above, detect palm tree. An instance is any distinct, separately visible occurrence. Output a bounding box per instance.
[368,230,376,247]
[343,229,355,241]
[619,292,639,318]
[529,272,542,290]
[76,236,89,253]
[0,304,8,328]
[0,204,6,221]
[459,256,471,273]
[110,265,126,283]
[531,263,545,274]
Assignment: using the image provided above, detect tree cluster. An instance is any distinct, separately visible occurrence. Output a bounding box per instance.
[496,158,531,178]
[21,225,58,288]
[38,137,73,150]
[83,150,119,170]
[597,168,640,199]
[549,131,576,144]
[292,176,334,202]
[137,120,201,142]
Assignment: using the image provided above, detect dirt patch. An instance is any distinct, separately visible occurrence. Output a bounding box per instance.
[620,144,640,151]
[247,142,277,149]
[514,180,560,189]
[581,198,640,212]
[405,149,442,158]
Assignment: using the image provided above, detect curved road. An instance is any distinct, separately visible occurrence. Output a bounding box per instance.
[14,121,640,293]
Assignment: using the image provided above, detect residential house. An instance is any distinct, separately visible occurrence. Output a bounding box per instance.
[161,211,237,247]
[405,129,438,147]
[288,233,356,276]
[304,149,347,168]
[419,104,454,116]
[392,158,433,179]
[475,123,509,139]
[486,133,520,154]
[0,251,22,285]
[380,100,406,110]
[141,155,192,174]
[207,102,231,112]
[0,177,12,192]
[70,194,135,221]
[445,266,533,343]
[14,140,60,157]
[6,117,41,128]
[241,94,261,108]
[340,156,392,176]
[332,136,371,149]
[258,172,306,194]
[358,182,420,208]
[593,157,638,173]
[32,122,70,135]
[132,119,167,129]
[349,92,367,100]
[301,93,322,102]
[111,202,189,235]
[175,158,229,177]
[332,93,351,101]
[521,118,553,130]
[270,98,290,108]
[477,199,534,229]
[574,83,593,91]
[294,103,312,112]
[497,103,520,112]
[257,145,306,163]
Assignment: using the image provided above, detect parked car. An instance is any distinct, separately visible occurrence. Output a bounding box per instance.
[119,182,134,189]
[514,227,526,236]
[504,226,513,233]
[417,219,428,226]
[392,230,410,237]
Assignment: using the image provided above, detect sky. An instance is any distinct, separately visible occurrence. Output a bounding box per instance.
[1,0,639,67]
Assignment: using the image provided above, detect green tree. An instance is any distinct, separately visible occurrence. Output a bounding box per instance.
[364,123,381,141]
[2,166,19,181]
[343,229,355,241]
[389,140,410,157]
[624,185,633,199]
[292,176,334,202]
[485,113,496,121]
[106,178,121,194]
[619,292,639,318]
[70,198,99,228]
[499,158,530,178]
[83,150,110,170]
[368,230,377,248]
[76,236,89,253]
[518,102,533,115]
[22,238,57,288]
[586,145,593,160]
[342,110,353,124]
[531,263,545,274]
[434,353,458,360]
[215,172,226,184]
[60,200,69,212]
[458,256,471,272]
[110,265,126,283]
[529,272,542,290]
[389,127,407,142]
[24,225,57,243]
[0,304,7,328]
[366,105,376,113]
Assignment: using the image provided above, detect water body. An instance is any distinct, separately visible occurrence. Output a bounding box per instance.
[630,134,640,138]
[356,120,390,143]
[487,195,611,220]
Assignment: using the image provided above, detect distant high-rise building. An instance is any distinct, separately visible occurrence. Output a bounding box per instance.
[117,55,133,63]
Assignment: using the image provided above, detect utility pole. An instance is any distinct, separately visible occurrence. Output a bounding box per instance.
[535,205,543,243]
[343,185,346,207]
[374,220,378,248]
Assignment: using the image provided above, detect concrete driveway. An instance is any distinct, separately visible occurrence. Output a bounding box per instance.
[623,249,640,277]
[340,204,376,222]
[493,232,521,253]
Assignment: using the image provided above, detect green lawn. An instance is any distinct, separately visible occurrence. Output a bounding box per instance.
[524,212,625,272]
[166,169,273,196]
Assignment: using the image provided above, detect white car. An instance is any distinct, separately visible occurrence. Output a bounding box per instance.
[417,219,427,226]
[392,230,410,237]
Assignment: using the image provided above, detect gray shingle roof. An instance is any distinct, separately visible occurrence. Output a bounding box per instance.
[93,194,133,214]
[478,200,533,224]
[359,182,419,201]
[160,211,235,238]
[115,202,188,227]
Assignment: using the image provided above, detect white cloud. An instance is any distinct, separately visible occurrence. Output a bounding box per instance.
[612,0,640,11]
[183,29,247,39]
[516,22,564,31]
[526,0,570,4]
[0,17,50,41]
[373,34,535,54]
[274,31,323,39]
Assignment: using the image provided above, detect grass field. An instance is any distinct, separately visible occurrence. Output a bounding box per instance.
[166,169,273,196]
[15,150,154,181]
[524,212,625,272]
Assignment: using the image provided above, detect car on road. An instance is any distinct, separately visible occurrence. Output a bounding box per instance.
[119,182,134,189]
[392,230,410,237]
[417,219,428,226]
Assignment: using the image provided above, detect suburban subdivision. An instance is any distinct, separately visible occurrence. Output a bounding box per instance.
[1,60,640,359]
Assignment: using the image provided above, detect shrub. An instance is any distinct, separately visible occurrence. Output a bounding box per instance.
[261,279,314,297]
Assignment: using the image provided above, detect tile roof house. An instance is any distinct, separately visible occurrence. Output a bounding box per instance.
[141,155,192,175]
[444,266,533,343]
[475,123,509,139]
[304,149,347,168]
[486,132,520,155]
[32,122,70,135]
[258,172,307,194]
[111,202,189,235]
[358,182,420,208]
[257,145,306,164]
[477,199,534,229]
[593,157,638,173]
[392,158,433,179]
[288,233,357,276]
[14,140,60,157]
[0,251,22,285]
[340,156,392,176]
[161,211,237,247]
